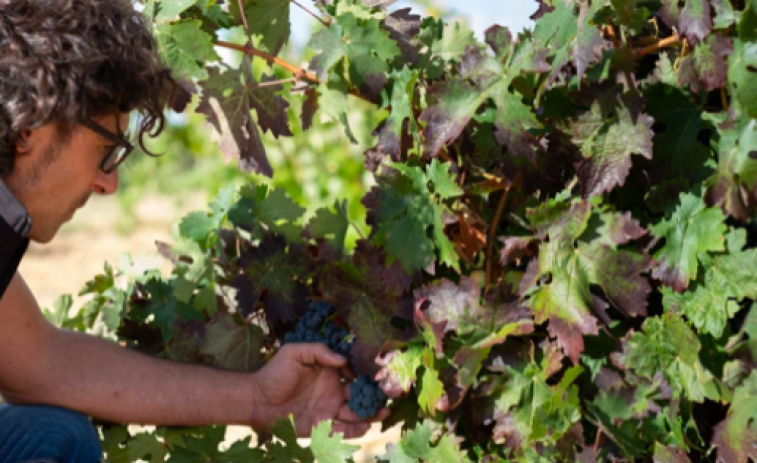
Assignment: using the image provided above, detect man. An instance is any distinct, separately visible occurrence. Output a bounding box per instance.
[0,0,385,461]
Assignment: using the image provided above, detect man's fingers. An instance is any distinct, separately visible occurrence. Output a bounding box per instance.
[285,343,347,368]
[339,365,356,380]
[331,421,372,439]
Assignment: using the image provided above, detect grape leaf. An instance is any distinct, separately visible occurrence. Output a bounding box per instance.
[426,20,478,64]
[383,8,422,64]
[419,35,549,158]
[303,200,350,255]
[680,0,712,44]
[729,38,757,119]
[232,0,291,55]
[127,433,168,463]
[526,198,651,362]
[383,421,470,462]
[309,421,360,463]
[650,193,727,292]
[320,260,411,376]
[707,117,757,220]
[375,344,423,398]
[374,67,419,160]
[567,100,654,197]
[155,0,195,22]
[199,312,265,372]
[613,314,724,402]
[653,443,691,463]
[712,371,757,463]
[663,230,757,336]
[677,34,733,93]
[234,234,311,324]
[309,12,401,99]
[197,63,273,177]
[365,160,461,272]
[154,21,219,81]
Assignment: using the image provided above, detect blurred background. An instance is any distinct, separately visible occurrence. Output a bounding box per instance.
[18,0,535,459]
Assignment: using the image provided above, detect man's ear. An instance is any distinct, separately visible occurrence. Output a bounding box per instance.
[15,130,32,155]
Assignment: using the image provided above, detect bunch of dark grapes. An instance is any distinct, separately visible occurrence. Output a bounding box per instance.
[283,299,353,358]
[348,374,388,419]
[283,299,387,418]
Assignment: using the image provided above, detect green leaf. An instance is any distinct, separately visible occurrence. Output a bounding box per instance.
[155,0,196,22]
[179,211,216,244]
[385,422,471,462]
[367,161,460,272]
[707,118,757,220]
[375,344,423,397]
[663,229,757,336]
[264,416,313,463]
[308,13,401,99]
[650,193,727,292]
[375,67,420,159]
[233,0,290,55]
[653,443,692,463]
[418,365,444,415]
[127,433,169,463]
[712,371,757,463]
[304,200,350,254]
[154,21,219,81]
[252,187,305,242]
[615,314,724,402]
[729,39,757,119]
[309,421,360,463]
[43,294,74,328]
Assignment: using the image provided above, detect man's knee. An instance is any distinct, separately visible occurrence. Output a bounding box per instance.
[0,404,102,463]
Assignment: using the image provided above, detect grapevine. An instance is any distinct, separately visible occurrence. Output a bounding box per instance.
[42,0,757,461]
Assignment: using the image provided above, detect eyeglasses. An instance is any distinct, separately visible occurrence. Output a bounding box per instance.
[83,119,134,174]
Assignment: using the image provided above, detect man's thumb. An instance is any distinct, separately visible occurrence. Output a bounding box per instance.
[296,342,347,367]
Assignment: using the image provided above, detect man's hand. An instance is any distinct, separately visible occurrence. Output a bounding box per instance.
[250,343,389,438]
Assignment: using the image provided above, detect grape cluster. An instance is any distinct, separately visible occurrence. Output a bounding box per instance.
[283,299,387,418]
[283,299,352,357]
[349,374,388,420]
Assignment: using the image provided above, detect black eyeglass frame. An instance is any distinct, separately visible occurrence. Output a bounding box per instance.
[83,119,134,174]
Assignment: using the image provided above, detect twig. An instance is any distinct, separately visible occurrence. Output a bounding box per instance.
[291,0,331,28]
[350,221,366,240]
[721,87,729,111]
[246,77,299,89]
[236,0,255,46]
[635,34,682,57]
[593,429,604,453]
[215,40,320,83]
[485,177,516,294]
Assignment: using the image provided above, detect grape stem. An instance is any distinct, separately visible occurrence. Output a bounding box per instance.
[605,23,639,97]
[214,40,372,103]
[485,175,520,295]
[291,0,332,28]
[215,40,320,84]
[635,34,682,58]
[236,0,255,47]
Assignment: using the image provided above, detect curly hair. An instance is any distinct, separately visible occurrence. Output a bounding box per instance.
[0,0,177,174]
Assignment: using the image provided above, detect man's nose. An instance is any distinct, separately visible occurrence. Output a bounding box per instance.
[91,169,119,195]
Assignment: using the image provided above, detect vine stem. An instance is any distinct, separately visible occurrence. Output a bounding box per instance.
[246,77,300,89]
[291,0,332,28]
[215,40,320,83]
[635,34,682,57]
[484,176,518,294]
[236,0,255,46]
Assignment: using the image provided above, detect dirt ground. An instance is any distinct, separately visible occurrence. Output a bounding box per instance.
[17,193,400,461]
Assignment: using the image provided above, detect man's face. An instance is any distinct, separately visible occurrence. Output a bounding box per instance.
[1,113,128,243]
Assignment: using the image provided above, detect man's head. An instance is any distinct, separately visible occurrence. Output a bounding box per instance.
[0,0,176,242]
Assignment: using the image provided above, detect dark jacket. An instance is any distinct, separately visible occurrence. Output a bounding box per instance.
[0,179,30,299]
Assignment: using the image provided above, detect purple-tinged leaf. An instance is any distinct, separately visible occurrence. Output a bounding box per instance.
[301,87,318,131]
[678,34,733,93]
[653,443,692,463]
[247,73,293,138]
[375,344,422,398]
[485,25,513,59]
[197,63,273,176]
[200,312,265,372]
[680,0,712,44]
[712,372,757,463]
[573,2,605,79]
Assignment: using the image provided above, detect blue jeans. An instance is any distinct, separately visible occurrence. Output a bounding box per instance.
[0,404,102,462]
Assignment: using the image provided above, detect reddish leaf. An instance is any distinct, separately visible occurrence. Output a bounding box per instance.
[301,87,319,131]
